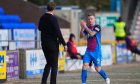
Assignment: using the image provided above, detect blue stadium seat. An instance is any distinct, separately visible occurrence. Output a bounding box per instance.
[0,15,21,23]
[0,7,4,15]
[0,7,37,29]
[0,23,36,29]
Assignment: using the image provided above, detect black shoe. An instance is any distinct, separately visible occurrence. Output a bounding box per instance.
[41,82,46,84]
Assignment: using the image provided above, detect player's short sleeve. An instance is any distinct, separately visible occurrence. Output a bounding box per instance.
[93,25,101,33]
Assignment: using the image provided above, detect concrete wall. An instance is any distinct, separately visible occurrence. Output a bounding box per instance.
[55,10,82,41]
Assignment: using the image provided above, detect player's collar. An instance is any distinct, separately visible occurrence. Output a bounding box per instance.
[89,24,95,29]
[90,23,95,26]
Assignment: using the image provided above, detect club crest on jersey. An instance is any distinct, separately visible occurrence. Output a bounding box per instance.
[95,27,100,32]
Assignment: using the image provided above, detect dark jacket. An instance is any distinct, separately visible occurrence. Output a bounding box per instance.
[125,36,136,50]
[38,13,66,51]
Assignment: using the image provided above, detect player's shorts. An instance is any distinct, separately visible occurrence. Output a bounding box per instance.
[83,51,101,67]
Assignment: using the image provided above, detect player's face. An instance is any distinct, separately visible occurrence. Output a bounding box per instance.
[87,16,95,26]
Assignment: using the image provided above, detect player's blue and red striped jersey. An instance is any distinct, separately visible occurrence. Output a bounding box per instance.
[84,24,101,52]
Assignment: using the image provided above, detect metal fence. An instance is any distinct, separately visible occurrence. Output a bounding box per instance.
[0,40,42,50]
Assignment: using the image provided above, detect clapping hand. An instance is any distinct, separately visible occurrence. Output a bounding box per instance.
[80,20,87,30]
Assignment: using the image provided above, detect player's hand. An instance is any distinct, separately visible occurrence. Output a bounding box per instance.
[64,45,68,51]
[80,20,87,29]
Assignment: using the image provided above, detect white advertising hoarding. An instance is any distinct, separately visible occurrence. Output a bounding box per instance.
[13,29,35,49]
[77,46,87,55]
[101,44,113,66]
[0,29,8,46]
[26,50,46,77]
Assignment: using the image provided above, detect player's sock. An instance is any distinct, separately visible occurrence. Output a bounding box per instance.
[81,69,87,84]
[98,69,107,80]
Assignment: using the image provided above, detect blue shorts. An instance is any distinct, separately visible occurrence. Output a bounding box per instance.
[83,51,101,67]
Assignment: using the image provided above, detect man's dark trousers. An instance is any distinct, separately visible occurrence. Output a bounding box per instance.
[41,42,59,84]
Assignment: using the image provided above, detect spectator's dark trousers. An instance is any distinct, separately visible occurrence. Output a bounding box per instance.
[131,47,140,55]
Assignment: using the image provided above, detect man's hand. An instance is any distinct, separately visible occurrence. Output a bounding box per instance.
[80,20,87,38]
[80,20,87,29]
[64,45,68,51]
